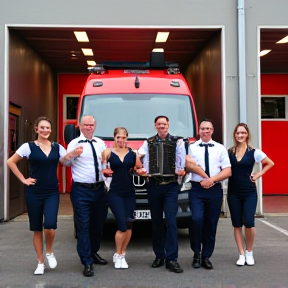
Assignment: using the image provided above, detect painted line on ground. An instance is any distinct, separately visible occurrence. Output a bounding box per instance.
[257,218,288,236]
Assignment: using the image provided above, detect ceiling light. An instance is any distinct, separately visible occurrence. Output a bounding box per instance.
[152,48,164,52]
[71,53,76,57]
[74,31,89,42]
[276,35,288,44]
[259,49,271,57]
[87,60,96,66]
[81,48,93,56]
[155,32,169,43]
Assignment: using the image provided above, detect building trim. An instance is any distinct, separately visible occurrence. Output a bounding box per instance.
[4,25,9,221]
[221,26,227,147]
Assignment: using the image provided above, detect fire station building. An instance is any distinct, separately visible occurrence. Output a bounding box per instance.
[0,0,287,221]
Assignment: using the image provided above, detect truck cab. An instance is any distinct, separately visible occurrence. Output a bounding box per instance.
[64,53,198,228]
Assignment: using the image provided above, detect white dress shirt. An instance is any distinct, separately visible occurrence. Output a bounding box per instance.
[138,136,186,174]
[185,139,231,182]
[67,133,106,183]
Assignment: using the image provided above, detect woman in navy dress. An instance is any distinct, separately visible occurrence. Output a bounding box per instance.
[227,123,274,266]
[7,116,80,275]
[102,127,144,269]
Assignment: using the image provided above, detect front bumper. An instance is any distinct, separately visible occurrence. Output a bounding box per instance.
[106,185,191,229]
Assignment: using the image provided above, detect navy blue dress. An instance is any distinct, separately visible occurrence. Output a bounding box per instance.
[108,149,136,232]
[228,148,257,196]
[109,149,136,194]
[25,142,61,231]
[227,147,258,228]
[27,142,60,191]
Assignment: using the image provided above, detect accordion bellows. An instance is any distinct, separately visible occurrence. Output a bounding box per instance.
[148,137,177,176]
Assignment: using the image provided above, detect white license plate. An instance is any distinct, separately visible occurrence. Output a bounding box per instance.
[134,210,151,219]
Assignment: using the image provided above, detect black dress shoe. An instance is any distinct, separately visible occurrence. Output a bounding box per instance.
[151,258,164,268]
[201,258,213,269]
[192,254,201,268]
[165,261,184,273]
[92,252,108,265]
[83,264,94,277]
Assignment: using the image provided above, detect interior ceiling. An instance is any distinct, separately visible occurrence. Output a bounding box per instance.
[11,27,288,74]
[261,28,288,73]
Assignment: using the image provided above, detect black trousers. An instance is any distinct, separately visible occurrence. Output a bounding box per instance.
[70,183,108,265]
[188,182,222,259]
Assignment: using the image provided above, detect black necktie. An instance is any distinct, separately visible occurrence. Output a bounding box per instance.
[78,139,99,182]
[199,143,214,177]
[203,144,210,177]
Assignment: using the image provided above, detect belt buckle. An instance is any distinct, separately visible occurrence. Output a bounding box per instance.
[159,181,172,185]
[159,181,167,185]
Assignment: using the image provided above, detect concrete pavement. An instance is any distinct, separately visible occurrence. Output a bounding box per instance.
[1,215,288,288]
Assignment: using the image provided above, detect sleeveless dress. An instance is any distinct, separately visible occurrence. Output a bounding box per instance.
[26,142,61,192]
[227,147,262,228]
[228,148,257,196]
[107,148,136,231]
[108,148,136,195]
[16,142,63,231]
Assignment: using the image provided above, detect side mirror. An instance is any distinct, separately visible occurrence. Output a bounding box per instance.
[64,124,79,145]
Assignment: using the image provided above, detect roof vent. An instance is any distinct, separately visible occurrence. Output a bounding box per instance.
[150,51,165,68]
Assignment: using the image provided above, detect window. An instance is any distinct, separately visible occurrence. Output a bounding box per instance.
[81,93,196,139]
[63,95,79,121]
[261,96,288,120]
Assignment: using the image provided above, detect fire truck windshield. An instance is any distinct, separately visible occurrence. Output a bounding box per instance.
[80,93,196,139]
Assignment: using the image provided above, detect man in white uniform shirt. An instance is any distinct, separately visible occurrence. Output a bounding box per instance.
[185,119,231,270]
[66,115,108,277]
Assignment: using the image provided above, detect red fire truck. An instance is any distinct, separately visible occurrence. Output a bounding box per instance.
[64,53,198,228]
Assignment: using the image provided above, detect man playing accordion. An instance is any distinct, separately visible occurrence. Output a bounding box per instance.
[138,115,185,273]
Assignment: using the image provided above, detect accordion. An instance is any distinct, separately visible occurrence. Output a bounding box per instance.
[147,135,179,177]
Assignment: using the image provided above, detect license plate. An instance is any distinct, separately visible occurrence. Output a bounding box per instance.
[134,210,151,219]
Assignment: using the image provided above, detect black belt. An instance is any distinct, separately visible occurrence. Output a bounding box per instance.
[74,181,104,190]
[149,176,177,185]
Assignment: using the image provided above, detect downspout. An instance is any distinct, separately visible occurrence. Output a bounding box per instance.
[237,1,263,215]
[237,0,247,123]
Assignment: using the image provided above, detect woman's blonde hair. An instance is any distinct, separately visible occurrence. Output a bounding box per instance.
[114,127,128,137]
[113,127,128,148]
